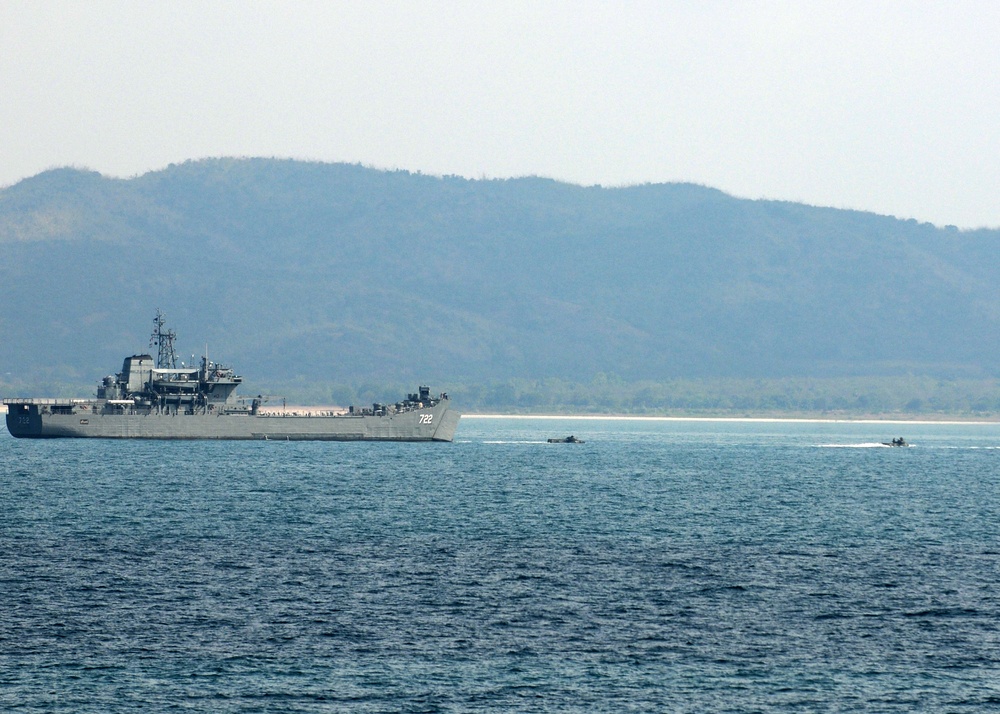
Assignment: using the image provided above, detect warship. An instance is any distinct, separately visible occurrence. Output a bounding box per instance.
[4,311,460,441]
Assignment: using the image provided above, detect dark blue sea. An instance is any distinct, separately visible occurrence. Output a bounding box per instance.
[3,417,1000,712]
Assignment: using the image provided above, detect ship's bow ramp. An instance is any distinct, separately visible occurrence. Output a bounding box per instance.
[432,408,461,442]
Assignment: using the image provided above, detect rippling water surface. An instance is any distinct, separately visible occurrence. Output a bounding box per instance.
[2,418,1000,711]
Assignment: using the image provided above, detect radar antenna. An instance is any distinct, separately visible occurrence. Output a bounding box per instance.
[150,309,178,369]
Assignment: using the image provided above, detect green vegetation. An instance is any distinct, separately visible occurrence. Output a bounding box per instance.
[2,158,999,417]
[442,376,1000,418]
[231,375,1000,419]
[9,373,997,419]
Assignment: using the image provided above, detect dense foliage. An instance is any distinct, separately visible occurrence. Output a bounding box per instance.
[2,158,998,413]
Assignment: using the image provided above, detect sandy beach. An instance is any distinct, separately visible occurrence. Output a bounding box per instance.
[463,413,1000,425]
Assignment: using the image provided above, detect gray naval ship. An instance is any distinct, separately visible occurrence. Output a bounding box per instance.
[4,312,460,441]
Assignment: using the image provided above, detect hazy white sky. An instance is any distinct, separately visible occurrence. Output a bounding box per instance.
[2,1,999,227]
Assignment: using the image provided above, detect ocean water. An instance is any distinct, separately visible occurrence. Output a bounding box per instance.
[2,417,1000,712]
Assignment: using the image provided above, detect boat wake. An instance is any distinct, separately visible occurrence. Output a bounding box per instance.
[817,442,908,448]
[482,440,550,445]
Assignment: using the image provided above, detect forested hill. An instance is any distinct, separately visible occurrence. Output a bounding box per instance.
[2,158,999,406]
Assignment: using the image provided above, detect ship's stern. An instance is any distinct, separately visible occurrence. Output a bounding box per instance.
[4,401,44,438]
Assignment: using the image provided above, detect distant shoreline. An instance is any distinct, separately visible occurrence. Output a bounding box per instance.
[463,413,1000,425]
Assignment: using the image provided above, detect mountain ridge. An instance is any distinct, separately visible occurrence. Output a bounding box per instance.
[2,158,998,407]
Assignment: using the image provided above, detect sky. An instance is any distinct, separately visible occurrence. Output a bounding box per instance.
[2,1,999,228]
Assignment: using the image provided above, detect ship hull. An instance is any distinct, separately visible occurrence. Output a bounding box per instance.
[5,400,460,442]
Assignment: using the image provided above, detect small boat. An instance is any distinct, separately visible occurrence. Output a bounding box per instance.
[882,437,908,447]
[548,435,584,443]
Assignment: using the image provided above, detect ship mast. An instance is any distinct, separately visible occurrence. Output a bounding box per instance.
[150,309,178,369]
